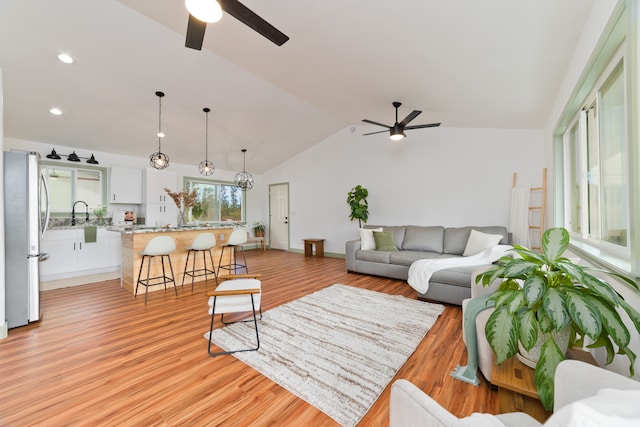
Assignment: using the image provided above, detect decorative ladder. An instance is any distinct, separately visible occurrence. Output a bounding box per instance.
[512,168,547,252]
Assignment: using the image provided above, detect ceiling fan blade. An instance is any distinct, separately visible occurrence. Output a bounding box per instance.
[185,14,207,50]
[362,119,391,128]
[404,122,441,130]
[399,110,422,127]
[219,0,289,46]
[363,129,389,136]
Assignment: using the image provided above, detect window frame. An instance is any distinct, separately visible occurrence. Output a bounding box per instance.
[554,3,639,276]
[183,176,246,224]
[41,160,108,216]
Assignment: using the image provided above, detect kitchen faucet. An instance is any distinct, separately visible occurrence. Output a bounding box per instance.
[71,200,89,226]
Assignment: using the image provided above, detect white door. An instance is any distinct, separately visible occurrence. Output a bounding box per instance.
[269,183,289,250]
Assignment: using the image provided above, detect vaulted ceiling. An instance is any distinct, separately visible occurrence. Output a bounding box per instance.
[0,0,594,173]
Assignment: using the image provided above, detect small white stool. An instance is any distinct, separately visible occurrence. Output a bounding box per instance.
[182,233,218,292]
[135,235,177,304]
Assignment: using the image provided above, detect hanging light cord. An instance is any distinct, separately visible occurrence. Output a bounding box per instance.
[158,93,163,152]
[205,108,209,161]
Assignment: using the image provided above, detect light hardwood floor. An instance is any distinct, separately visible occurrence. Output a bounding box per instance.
[0,249,498,426]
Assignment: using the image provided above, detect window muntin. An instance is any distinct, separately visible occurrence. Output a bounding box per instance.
[186,178,245,223]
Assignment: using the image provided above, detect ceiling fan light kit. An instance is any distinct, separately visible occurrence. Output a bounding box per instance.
[234,149,254,191]
[184,0,289,50]
[198,107,215,176]
[185,0,222,23]
[362,101,441,140]
[150,91,170,170]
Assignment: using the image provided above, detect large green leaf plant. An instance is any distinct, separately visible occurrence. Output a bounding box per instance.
[476,227,640,410]
[347,185,369,228]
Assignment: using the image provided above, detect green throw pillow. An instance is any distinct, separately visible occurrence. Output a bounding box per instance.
[373,231,398,251]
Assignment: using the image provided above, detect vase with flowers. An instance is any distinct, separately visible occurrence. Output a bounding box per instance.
[164,187,198,227]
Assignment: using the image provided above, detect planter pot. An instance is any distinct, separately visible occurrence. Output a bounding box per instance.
[255,230,265,237]
[517,325,572,368]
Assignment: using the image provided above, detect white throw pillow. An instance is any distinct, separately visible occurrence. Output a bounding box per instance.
[463,229,504,256]
[360,228,383,250]
[544,389,640,427]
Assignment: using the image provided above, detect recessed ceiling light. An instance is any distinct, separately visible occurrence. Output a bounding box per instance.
[49,108,62,116]
[57,53,74,64]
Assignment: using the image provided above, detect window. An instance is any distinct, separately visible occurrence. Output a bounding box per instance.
[185,177,245,223]
[41,163,106,214]
[562,54,628,253]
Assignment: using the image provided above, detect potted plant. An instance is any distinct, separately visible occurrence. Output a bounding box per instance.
[476,227,640,410]
[253,221,265,237]
[347,185,369,228]
[92,205,107,225]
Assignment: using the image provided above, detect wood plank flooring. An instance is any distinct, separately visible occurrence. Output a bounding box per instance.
[0,249,498,426]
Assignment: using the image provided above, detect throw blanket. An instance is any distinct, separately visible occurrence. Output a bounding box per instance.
[509,186,530,247]
[450,295,494,386]
[407,245,512,294]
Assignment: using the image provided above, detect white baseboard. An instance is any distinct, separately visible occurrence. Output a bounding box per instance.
[0,321,8,340]
[42,271,121,291]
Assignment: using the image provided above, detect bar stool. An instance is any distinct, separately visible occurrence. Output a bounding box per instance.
[217,229,249,275]
[182,233,218,292]
[135,235,177,304]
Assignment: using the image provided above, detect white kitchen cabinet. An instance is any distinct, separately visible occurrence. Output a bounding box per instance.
[109,166,142,204]
[40,228,121,280]
[143,168,176,203]
[143,203,177,227]
[142,168,177,226]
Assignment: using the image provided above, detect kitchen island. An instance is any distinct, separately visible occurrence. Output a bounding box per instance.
[109,225,237,295]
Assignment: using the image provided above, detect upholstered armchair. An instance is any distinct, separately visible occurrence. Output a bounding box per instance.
[389,360,640,427]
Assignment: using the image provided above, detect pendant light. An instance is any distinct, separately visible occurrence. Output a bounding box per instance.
[198,107,215,176]
[234,149,254,191]
[150,91,170,170]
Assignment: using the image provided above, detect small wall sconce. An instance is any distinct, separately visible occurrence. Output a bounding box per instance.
[45,148,99,164]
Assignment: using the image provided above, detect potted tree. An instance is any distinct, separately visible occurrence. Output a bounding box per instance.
[476,227,640,410]
[347,185,369,228]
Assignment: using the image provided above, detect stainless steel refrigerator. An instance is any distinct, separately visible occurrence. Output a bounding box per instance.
[4,150,50,328]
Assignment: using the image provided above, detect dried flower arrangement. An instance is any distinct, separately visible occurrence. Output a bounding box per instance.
[164,187,198,209]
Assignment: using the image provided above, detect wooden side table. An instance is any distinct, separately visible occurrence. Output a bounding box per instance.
[304,238,325,257]
[491,349,596,423]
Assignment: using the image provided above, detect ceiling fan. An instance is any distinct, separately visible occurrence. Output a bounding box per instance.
[362,102,441,141]
[185,0,289,50]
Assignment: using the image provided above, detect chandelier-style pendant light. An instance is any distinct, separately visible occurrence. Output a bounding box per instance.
[150,91,170,170]
[198,107,215,176]
[234,148,254,191]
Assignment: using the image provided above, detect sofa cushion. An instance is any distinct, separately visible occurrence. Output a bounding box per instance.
[355,250,392,263]
[402,225,445,253]
[389,250,440,267]
[444,226,508,255]
[380,226,406,250]
[373,231,398,251]
[463,229,504,256]
[359,227,383,250]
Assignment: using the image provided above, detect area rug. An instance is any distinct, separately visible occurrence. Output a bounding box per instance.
[204,283,445,427]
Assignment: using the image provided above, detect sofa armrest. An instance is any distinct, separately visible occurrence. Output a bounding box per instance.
[554,360,640,410]
[345,239,361,272]
[470,266,502,299]
[390,380,466,427]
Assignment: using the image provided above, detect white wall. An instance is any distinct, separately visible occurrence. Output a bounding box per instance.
[0,69,6,339]
[263,125,544,255]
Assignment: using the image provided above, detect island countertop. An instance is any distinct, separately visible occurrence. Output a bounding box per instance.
[116,226,237,296]
[107,224,242,234]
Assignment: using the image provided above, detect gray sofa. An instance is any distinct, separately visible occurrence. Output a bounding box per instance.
[345,225,510,305]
